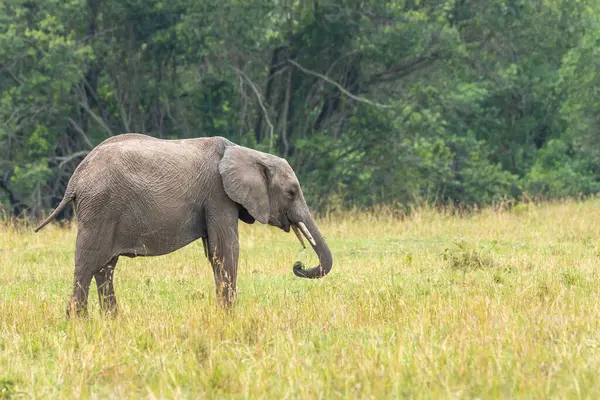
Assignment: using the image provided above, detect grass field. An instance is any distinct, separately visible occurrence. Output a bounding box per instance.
[2,200,600,398]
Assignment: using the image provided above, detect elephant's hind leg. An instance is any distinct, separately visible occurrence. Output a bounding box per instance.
[68,227,113,318]
[94,256,119,316]
[67,262,95,318]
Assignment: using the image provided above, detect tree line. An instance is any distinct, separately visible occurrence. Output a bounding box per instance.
[2,0,600,218]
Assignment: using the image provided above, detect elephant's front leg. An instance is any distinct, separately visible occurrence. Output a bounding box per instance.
[206,217,239,308]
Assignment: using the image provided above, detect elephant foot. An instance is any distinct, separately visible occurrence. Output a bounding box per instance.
[215,283,236,310]
[98,295,118,318]
[99,304,118,318]
[66,299,89,319]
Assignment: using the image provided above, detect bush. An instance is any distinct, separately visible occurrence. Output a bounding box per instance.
[522,139,600,198]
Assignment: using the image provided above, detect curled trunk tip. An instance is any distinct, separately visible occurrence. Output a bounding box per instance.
[291,217,332,279]
[293,261,330,279]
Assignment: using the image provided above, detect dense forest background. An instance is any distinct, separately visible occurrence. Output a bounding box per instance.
[2,0,600,218]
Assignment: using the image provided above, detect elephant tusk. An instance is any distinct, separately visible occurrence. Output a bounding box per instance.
[297,222,316,247]
[292,225,306,249]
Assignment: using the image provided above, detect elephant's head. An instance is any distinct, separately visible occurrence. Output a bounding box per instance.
[219,145,332,279]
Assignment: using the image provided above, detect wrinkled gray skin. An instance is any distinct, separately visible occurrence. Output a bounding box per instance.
[35,134,332,317]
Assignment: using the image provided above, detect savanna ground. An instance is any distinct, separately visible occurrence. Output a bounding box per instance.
[2,200,600,398]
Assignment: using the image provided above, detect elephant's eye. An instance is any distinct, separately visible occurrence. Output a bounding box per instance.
[286,188,297,199]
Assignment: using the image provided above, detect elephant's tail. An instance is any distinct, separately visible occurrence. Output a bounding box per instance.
[34,188,75,232]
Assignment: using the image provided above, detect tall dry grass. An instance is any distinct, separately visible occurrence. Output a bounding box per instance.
[1,200,600,398]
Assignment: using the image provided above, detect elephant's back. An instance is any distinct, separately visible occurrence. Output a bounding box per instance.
[72,134,219,217]
[77,134,219,181]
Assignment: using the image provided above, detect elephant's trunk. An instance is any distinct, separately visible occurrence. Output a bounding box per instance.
[292,215,332,279]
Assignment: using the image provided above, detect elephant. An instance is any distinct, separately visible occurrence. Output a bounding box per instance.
[34,133,332,317]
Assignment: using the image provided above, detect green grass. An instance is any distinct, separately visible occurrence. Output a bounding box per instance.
[2,200,600,398]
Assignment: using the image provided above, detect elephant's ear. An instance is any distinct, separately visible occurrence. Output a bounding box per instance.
[219,146,270,224]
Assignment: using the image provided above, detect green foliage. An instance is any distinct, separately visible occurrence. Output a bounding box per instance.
[10,162,52,198]
[522,139,600,198]
[1,0,600,215]
[411,135,520,206]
